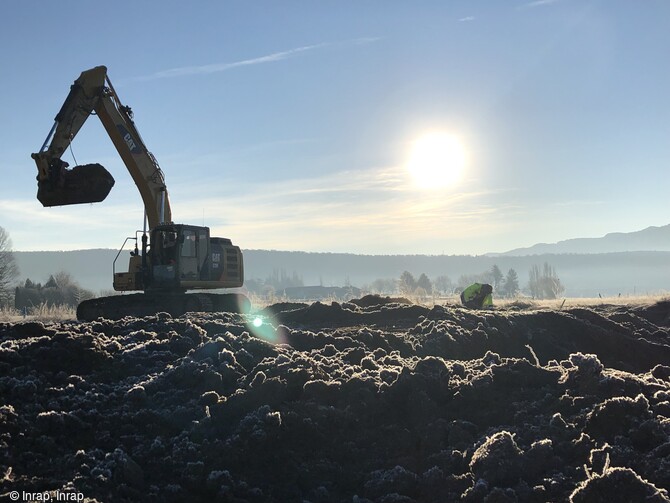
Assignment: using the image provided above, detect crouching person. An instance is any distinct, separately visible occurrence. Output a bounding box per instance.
[460,283,493,309]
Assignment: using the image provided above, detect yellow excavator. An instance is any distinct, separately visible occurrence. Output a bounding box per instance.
[32,66,250,320]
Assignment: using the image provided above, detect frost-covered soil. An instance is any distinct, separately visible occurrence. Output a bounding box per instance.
[1,296,670,502]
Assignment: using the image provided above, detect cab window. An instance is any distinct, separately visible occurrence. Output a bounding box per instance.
[181,230,196,257]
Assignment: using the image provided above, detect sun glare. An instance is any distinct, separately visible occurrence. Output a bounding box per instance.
[406,132,466,189]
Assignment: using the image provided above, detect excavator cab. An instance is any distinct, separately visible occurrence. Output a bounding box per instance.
[148,224,243,291]
[114,223,243,293]
[150,224,214,289]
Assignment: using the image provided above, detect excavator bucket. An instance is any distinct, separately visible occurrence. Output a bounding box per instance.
[37,163,115,207]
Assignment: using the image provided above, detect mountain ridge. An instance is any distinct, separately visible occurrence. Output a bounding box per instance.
[488,224,670,256]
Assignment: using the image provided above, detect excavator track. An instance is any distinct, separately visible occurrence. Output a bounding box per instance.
[76,292,251,321]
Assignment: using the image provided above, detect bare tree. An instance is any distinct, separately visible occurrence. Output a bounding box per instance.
[528,262,564,299]
[542,262,565,299]
[528,264,542,299]
[0,226,19,303]
[54,271,74,288]
[490,265,504,292]
[434,275,453,294]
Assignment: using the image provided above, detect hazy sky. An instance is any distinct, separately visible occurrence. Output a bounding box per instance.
[1,1,668,255]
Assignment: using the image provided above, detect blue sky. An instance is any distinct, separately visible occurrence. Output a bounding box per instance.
[1,1,669,254]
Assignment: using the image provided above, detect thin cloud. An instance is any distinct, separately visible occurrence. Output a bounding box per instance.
[131,37,380,82]
[168,164,502,253]
[459,16,475,22]
[5,166,511,254]
[551,199,604,208]
[522,0,561,8]
[1,199,140,251]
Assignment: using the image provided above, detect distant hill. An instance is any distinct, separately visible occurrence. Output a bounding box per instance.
[11,224,670,298]
[12,248,670,298]
[13,249,119,293]
[490,224,670,256]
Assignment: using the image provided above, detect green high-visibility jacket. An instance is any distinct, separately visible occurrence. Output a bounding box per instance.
[461,283,493,308]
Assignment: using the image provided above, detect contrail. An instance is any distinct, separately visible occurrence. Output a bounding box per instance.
[131,37,380,82]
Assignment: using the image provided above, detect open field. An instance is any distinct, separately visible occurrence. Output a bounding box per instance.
[0,303,77,324]
[1,295,669,502]
[2,294,667,324]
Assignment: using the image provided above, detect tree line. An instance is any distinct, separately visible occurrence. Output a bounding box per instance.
[14,272,95,309]
[244,268,305,296]
[0,225,566,306]
[1,226,98,309]
[366,262,564,300]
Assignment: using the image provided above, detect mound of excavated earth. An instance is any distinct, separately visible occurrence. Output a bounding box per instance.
[1,297,670,502]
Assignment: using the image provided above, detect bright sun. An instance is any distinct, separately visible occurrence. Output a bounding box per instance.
[406,132,466,189]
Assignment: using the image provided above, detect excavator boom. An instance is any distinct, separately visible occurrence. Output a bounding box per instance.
[32,65,171,228]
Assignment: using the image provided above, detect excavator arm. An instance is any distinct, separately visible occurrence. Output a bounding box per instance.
[32,65,172,228]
